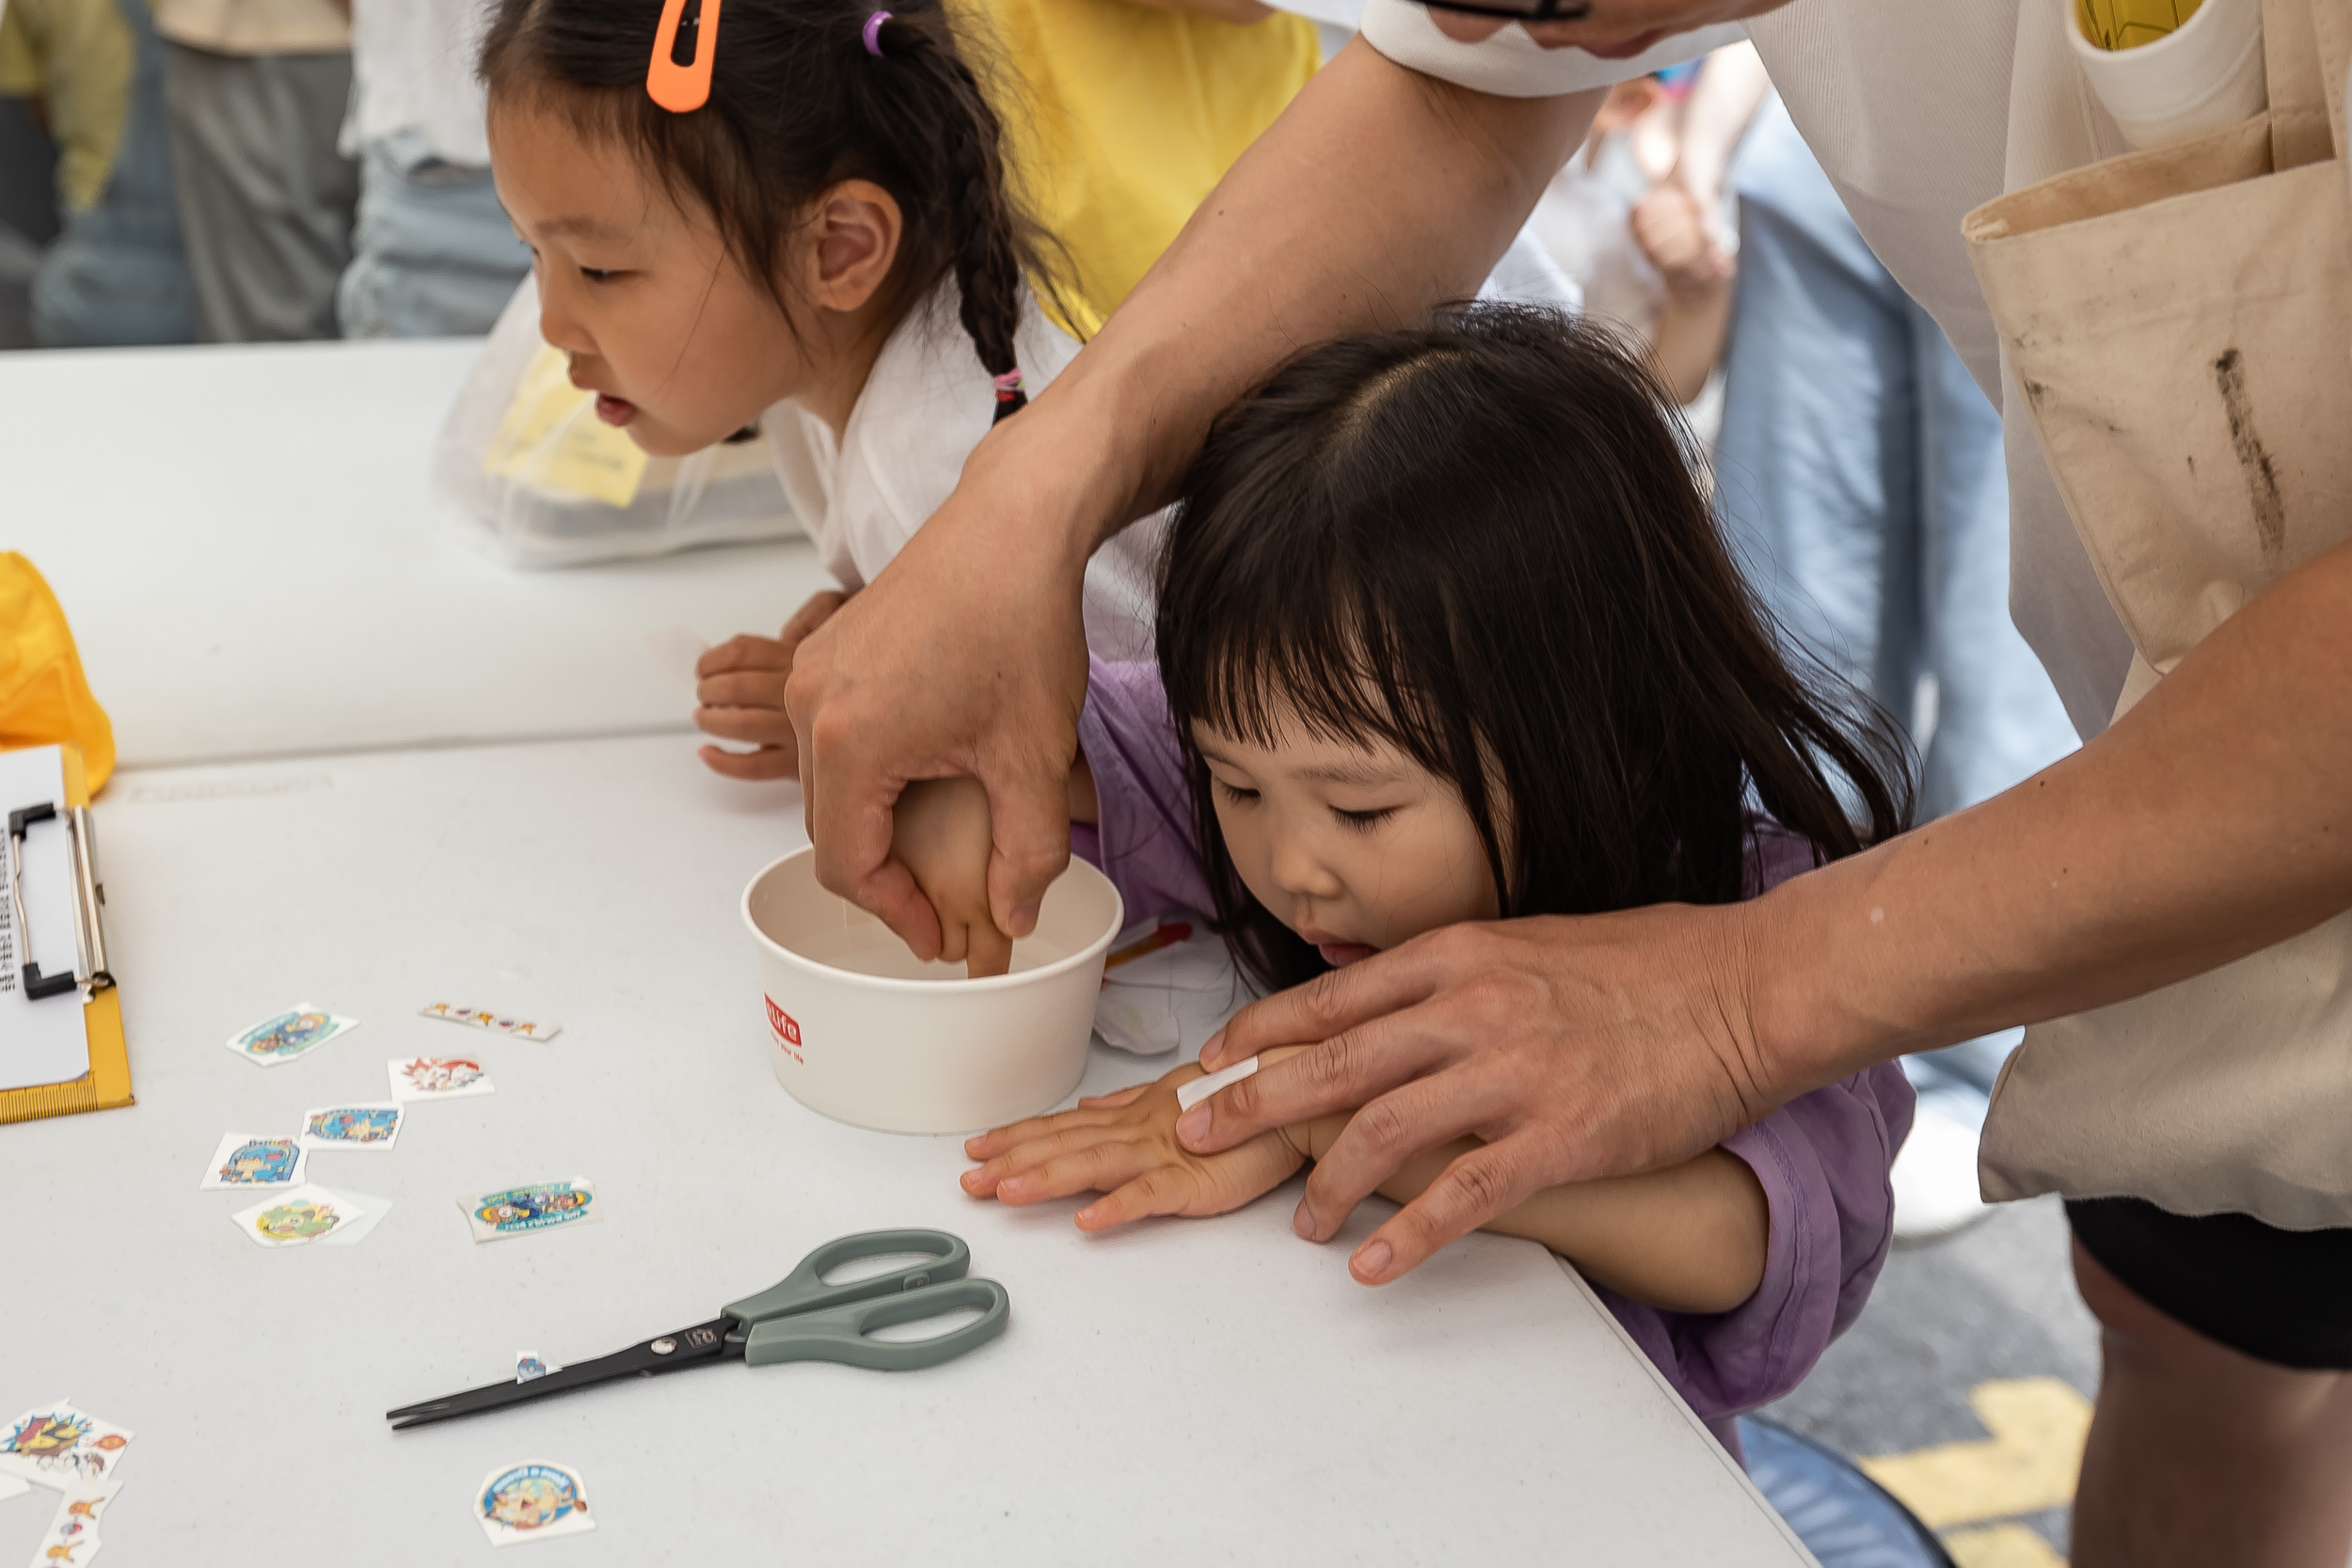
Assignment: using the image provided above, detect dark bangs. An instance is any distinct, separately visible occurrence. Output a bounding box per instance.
[1156,305,1914,994]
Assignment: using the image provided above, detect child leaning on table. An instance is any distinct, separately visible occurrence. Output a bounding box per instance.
[475,0,1163,774]
[898,307,1919,1448]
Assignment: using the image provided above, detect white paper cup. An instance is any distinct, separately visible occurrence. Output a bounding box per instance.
[742,847,1124,1134]
[2070,0,2266,150]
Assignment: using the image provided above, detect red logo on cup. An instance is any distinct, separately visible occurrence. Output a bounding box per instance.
[765,996,801,1048]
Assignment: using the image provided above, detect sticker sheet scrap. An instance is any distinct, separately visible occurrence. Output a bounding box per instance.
[421,1002,561,1041]
[311,1188,393,1248]
[476,1461,595,1547]
[33,1479,121,1566]
[388,1055,496,1102]
[458,1179,600,1243]
[196,1132,306,1191]
[223,1004,358,1068]
[229,1183,369,1248]
[0,1400,132,1491]
[296,1102,404,1152]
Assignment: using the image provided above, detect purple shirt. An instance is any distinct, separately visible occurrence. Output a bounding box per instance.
[1076,658,1914,1444]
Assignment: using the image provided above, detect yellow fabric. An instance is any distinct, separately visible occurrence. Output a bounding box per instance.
[0,555,116,792]
[2076,0,2205,49]
[972,0,1320,333]
[0,0,135,213]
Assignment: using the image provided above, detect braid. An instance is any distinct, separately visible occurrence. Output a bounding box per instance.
[871,11,1034,422]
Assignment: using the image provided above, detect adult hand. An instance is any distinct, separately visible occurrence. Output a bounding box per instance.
[692,589,848,781]
[1177,905,1781,1285]
[784,418,1099,960]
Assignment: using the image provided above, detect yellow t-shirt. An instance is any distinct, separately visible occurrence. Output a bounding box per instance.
[2075,0,2204,49]
[970,0,1321,333]
[0,0,135,213]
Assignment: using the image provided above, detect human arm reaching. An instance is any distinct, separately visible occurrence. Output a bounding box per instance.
[961,1046,1771,1315]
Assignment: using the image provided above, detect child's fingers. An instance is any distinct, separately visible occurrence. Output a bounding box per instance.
[776,589,849,647]
[693,705,797,746]
[695,634,795,678]
[1075,1083,1154,1110]
[961,1105,1124,1160]
[964,917,1013,979]
[993,1139,1160,1205]
[1074,1168,1200,1231]
[961,1122,1144,1195]
[697,744,797,781]
[695,671,791,710]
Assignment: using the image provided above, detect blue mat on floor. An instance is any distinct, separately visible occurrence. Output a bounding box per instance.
[1736,1416,1954,1568]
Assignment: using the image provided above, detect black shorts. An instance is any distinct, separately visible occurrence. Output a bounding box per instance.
[2067,1196,2352,1371]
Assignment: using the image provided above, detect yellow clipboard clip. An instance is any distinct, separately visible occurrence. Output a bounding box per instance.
[7,799,110,1000]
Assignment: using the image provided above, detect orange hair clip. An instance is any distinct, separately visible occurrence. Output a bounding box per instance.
[647,0,723,113]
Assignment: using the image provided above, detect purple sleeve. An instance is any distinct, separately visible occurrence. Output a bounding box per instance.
[1595,816,1913,1424]
[1073,657,1216,923]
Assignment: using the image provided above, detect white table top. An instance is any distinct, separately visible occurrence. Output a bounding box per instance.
[0,340,834,768]
[0,731,1813,1564]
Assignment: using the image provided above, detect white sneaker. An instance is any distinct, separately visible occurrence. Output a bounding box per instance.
[1891,1102,1993,1246]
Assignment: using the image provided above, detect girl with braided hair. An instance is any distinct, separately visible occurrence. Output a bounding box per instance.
[480,0,1164,775]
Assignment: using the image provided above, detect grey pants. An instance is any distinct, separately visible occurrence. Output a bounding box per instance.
[160,40,357,342]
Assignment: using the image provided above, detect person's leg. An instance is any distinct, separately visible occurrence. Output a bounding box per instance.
[2072,1239,2352,1567]
[1714,116,1919,726]
[159,41,355,341]
[30,0,196,347]
[338,132,530,340]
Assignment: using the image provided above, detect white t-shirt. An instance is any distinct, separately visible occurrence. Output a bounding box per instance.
[764,279,1166,661]
[1356,0,2139,738]
[342,0,495,166]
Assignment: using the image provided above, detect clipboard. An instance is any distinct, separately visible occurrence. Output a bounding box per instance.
[0,742,131,1124]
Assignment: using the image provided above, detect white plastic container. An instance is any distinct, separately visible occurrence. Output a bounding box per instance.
[742,847,1124,1134]
[2069,0,2266,150]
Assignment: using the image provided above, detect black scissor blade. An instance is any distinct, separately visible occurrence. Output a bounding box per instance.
[386,1316,739,1430]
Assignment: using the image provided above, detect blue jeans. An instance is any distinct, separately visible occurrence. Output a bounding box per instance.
[337,131,531,340]
[30,0,196,347]
[1715,103,2078,1091]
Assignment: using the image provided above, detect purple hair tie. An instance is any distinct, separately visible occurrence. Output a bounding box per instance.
[862,10,891,55]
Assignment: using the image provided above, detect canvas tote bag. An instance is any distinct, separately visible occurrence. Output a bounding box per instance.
[1963,0,2352,1228]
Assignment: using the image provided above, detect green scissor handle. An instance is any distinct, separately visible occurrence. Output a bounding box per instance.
[739,1276,1010,1370]
[723,1228,973,1324]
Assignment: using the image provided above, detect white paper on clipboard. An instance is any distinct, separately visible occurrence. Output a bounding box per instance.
[0,746,91,1092]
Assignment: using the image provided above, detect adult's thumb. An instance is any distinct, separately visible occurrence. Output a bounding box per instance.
[983,764,1072,940]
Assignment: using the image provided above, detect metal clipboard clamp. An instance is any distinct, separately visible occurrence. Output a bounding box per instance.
[7,800,112,1002]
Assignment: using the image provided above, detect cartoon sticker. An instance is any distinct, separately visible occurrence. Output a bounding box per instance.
[475,1461,596,1546]
[230,1183,366,1248]
[387,1055,497,1102]
[197,1132,306,1190]
[297,1102,404,1151]
[223,1005,358,1068]
[421,1002,562,1041]
[458,1179,601,1243]
[0,1402,134,1489]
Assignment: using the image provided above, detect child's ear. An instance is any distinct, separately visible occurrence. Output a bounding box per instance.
[802,179,902,313]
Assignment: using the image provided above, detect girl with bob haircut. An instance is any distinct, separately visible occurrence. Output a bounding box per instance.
[902,305,1917,1449]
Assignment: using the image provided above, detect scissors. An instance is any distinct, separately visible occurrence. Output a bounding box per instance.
[386,1228,1009,1431]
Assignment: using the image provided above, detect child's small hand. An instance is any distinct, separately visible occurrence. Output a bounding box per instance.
[892,776,1012,977]
[694,588,848,780]
[961,1061,1307,1230]
[1629,182,1735,303]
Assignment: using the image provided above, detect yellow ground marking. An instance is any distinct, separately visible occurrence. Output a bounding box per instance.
[1860,1376,2092,1529]
[1944,1523,2070,1568]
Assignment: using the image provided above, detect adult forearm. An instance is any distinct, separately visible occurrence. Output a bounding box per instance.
[1025,38,1601,546]
[1749,537,2352,1093]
